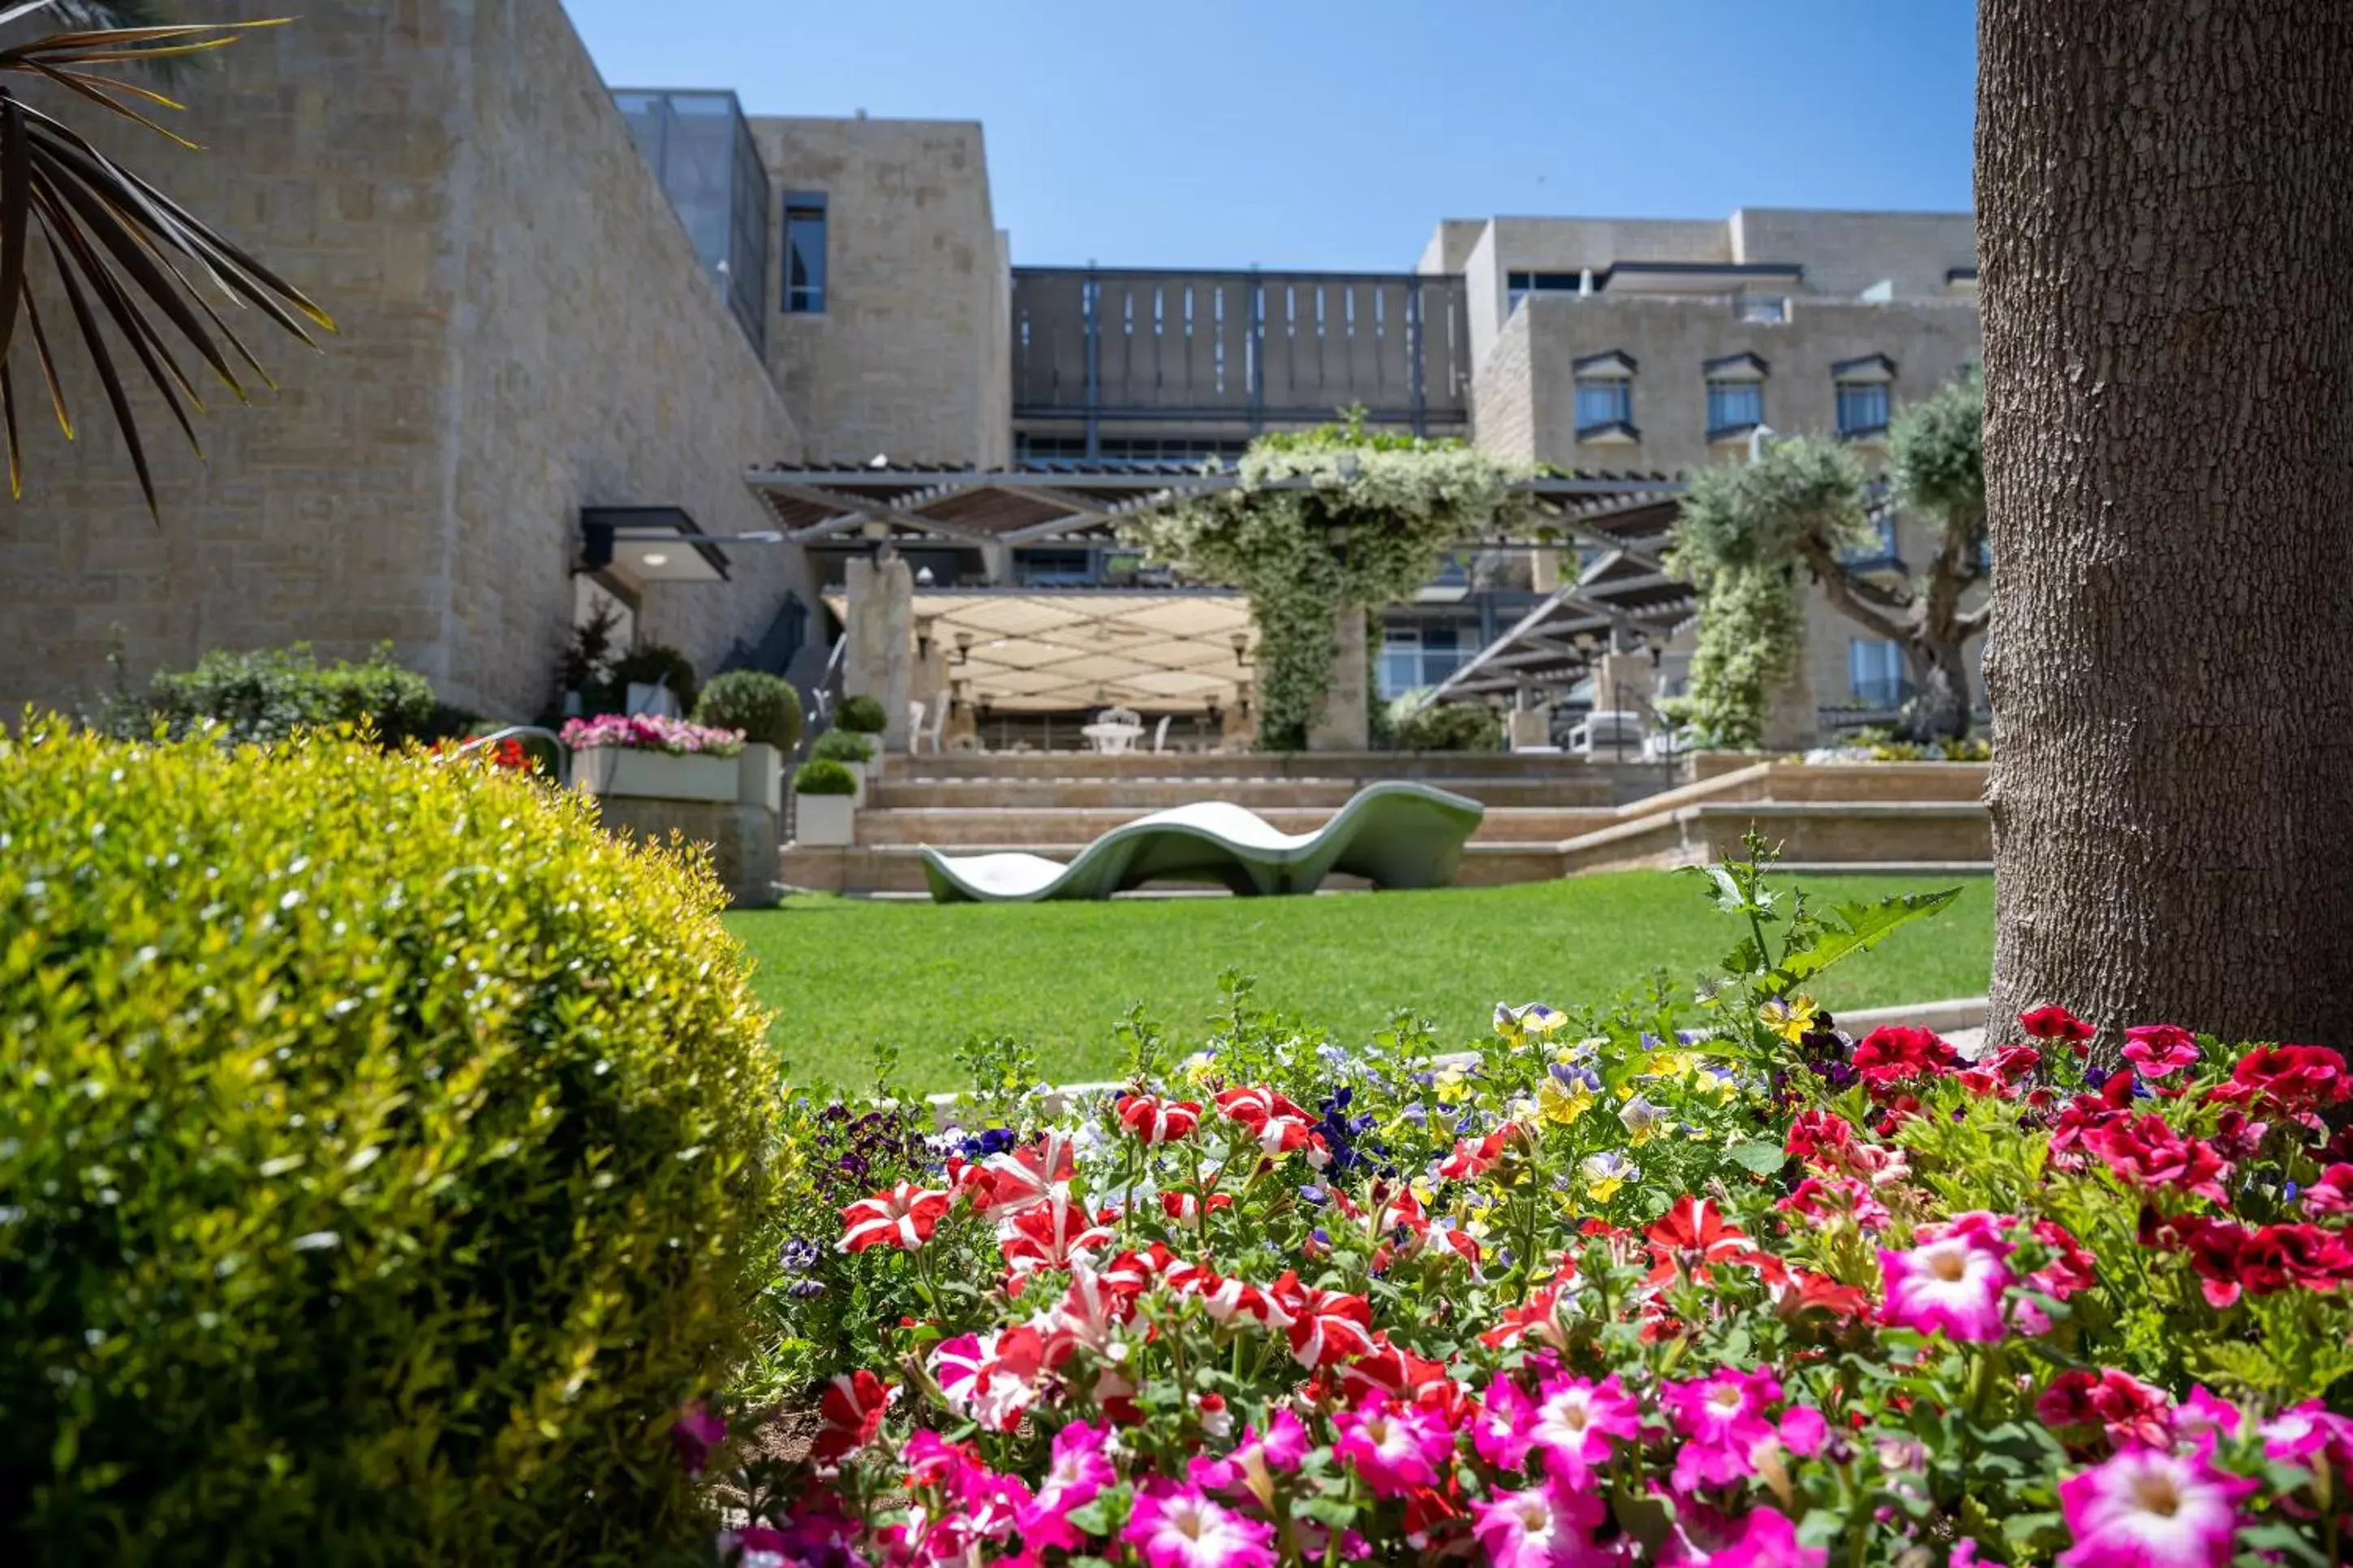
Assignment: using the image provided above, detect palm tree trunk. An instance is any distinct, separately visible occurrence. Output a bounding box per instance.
[1978,0,2353,1044]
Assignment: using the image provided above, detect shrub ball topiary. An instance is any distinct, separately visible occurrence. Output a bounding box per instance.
[1386,696,1504,753]
[810,729,875,765]
[608,642,701,715]
[0,720,784,1565]
[792,758,859,796]
[695,671,803,753]
[134,642,440,747]
[832,693,888,734]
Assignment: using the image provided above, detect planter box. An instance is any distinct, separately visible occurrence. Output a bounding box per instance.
[573,747,739,803]
[796,792,855,847]
[738,743,782,814]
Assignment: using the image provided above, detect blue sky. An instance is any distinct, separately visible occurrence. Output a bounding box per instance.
[568,0,1976,272]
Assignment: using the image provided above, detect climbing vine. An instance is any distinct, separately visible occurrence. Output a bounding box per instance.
[1126,414,1538,750]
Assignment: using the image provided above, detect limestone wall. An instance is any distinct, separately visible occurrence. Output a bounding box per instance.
[752,116,1009,466]
[0,0,810,721]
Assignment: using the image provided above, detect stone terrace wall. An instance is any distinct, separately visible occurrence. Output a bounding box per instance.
[0,0,808,721]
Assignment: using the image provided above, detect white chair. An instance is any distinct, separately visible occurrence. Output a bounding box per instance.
[1567,709,1647,758]
[916,701,948,754]
[1151,715,1172,754]
[907,700,926,752]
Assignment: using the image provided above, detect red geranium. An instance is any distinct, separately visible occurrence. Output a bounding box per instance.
[2209,1044,2353,1117]
[2087,1112,2235,1204]
[1851,1025,1959,1089]
[2020,1004,2097,1055]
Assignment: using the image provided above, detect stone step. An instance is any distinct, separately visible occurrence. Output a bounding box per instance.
[864,776,1614,811]
[1558,799,1992,874]
[850,805,1616,848]
[883,750,1656,785]
[781,840,1573,896]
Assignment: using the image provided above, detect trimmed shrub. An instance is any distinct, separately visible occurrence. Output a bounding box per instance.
[811,728,875,765]
[609,643,700,715]
[0,720,783,1565]
[695,671,802,752]
[135,642,440,747]
[1385,694,1503,752]
[793,758,858,796]
[833,693,888,733]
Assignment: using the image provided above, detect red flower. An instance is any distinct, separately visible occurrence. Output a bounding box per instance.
[1784,1109,1856,1168]
[2121,1024,2200,1080]
[1335,1335,1451,1404]
[2020,1004,2097,1055]
[1215,1085,1321,1159]
[1115,1093,1201,1145]
[1987,1042,2045,1087]
[2036,1368,2173,1451]
[2305,1164,2353,1217]
[1645,1195,1770,1285]
[2209,1044,2353,1117]
[1159,1189,1233,1224]
[812,1369,895,1463]
[998,1192,1113,1278]
[1437,1123,1517,1181]
[839,1182,952,1253]
[1277,1275,1376,1368]
[1771,1268,1873,1321]
[1852,1026,1959,1089]
[1778,1175,1891,1232]
[2028,1218,2099,1300]
[2087,1113,2235,1204]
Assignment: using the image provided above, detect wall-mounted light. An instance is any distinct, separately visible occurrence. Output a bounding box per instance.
[1231,631,1254,669]
[952,631,973,667]
[915,616,936,660]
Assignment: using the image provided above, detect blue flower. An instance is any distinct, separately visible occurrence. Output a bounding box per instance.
[778,1238,821,1274]
[962,1126,1017,1159]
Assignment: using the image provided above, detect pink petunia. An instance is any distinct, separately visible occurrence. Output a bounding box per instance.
[1016,1421,1115,1552]
[1333,1396,1456,1498]
[1473,1376,1538,1471]
[1880,1226,2015,1342]
[2056,1446,2253,1568]
[1123,1480,1278,1568]
[1663,1367,1783,1492]
[1663,1505,1829,1568]
[2259,1400,2353,1471]
[1470,1479,1610,1568]
[2121,1024,2200,1080]
[1527,1373,1641,1489]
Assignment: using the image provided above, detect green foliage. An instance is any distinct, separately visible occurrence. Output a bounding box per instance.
[1671,561,1807,750]
[695,671,803,751]
[1890,369,1985,532]
[1127,411,1539,750]
[1383,691,1503,753]
[609,643,700,714]
[127,642,441,748]
[793,758,858,796]
[0,720,783,1565]
[810,729,874,765]
[834,694,889,734]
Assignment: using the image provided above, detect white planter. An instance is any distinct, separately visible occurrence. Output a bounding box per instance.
[573,747,739,803]
[795,792,855,847]
[845,757,870,806]
[738,743,782,814]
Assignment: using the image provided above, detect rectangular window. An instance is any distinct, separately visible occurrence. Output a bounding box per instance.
[782,192,827,314]
[1014,547,1095,586]
[1837,513,1899,568]
[1848,638,1905,707]
[1706,380,1764,436]
[1837,380,1891,436]
[1377,622,1469,698]
[1736,294,1788,324]
[1573,376,1632,432]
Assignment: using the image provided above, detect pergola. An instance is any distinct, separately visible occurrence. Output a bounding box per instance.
[736,462,1695,711]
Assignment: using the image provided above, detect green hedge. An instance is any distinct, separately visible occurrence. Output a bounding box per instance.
[695,671,802,752]
[792,758,858,796]
[832,693,887,733]
[810,728,874,765]
[1386,694,1503,752]
[0,721,783,1565]
[131,642,442,747]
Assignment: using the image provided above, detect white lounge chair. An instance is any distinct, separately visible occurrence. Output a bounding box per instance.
[1151,715,1172,754]
[1567,709,1646,758]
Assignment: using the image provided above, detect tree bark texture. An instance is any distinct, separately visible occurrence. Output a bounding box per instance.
[1978,2,2353,1045]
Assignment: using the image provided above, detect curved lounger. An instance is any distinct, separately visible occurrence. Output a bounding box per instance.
[919,782,1486,903]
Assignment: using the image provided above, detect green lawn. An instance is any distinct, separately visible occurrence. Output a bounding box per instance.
[725,871,1992,1093]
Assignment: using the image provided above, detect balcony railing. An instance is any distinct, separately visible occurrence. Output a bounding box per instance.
[1013,267,1471,436]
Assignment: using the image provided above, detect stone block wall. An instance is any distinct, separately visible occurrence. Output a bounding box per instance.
[752,116,1011,466]
[0,0,811,723]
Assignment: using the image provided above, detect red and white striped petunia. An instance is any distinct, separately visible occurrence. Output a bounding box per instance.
[1278,1275,1377,1368]
[838,1182,952,1253]
[1644,1193,1770,1285]
[1437,1123,1520,1181]
[1161,1189,1234,1224]
[811,1368,897,1463]
[930,1326,1047,1433]
[999,1191,1114,1278]
[1116,1093,1202,1145]
[979,1132,1078,1219]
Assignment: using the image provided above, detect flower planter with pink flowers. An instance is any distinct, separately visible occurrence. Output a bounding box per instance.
[562,713,746,803]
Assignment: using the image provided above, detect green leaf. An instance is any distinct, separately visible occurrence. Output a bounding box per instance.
[1775,888,1959,987]
[1723,1141,1787,1176]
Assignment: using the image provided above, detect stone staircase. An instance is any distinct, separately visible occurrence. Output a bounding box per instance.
[779,754,1990,896]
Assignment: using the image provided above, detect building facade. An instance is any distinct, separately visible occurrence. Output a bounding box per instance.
[0,0,1983,747]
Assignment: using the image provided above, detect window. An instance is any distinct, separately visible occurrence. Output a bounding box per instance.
[1838,513,1899,568]
[1573,376,1632,433]
[1706,380,1764,436]
[1837,380,1891,436]
[1736,294,1788,324]
[1378,621,1469,698]
[782,192,827,313]
[1505,271,1584,312]
[1013,548,1096,586]
[1848,639,1905,707]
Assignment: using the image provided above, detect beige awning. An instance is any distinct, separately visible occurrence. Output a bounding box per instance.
[824,590,1255,713]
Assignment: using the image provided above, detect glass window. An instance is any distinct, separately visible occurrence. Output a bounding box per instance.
[1838,513,1899,567]
[1848,638,1905,707]
[1837,380,1891,436]
[783,193,827,314]
[1014,548,1095,586]
[1736,294,1788,324]
[1574,376,1632,432]
[1706,380,1764,435]
[1378,621,1469,698]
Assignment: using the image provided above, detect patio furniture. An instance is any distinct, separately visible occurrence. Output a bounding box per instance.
[1151,715,1172,754]
[1082,707,1146,754]
[909,699,948,754]
[1567,709,1646,758]
[919,781,1486,903]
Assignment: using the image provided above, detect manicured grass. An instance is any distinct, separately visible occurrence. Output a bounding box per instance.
[725,871,1992,1093]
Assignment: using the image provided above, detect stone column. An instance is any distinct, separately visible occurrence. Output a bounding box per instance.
[1507,703,1553,750]
[844,554,914,750]
[1593,651,1656,716]
[1306,611,1370,752]
[979,542,1015,586]
[1761,657,1818,753]
[1529,545,1562,594]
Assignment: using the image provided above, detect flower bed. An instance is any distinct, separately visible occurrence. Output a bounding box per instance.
[562,711,746,757]
[717,853,2351,1566]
